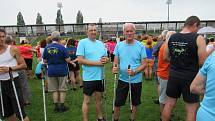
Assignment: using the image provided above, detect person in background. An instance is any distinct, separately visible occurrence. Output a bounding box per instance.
[144,35,154,80]
[152,30,168,104]
[162,16,210,121]
[190,50,215,121]
[157,31,176,120]
[66,38,83,90]
[206,37,215,52]
[60,39,67,47]
[107,37,116,63]
[19,39,36,79]
[135,34,142,41]
[119,36,125,43]
[43,31,72,113]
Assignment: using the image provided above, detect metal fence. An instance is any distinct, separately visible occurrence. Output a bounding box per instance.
[1,20,215,37]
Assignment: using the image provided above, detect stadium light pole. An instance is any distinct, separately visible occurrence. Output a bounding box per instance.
[166,0,172,29]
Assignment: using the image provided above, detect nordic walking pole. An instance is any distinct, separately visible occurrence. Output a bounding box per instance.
[128,65,132,113]
[112,64,118,121]
[9,68,24,121]
[41,67,47,121]
[0,81,4,117]
[102,62,108,121]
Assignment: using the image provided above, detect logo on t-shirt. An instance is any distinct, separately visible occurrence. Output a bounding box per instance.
[47,47,59,54]
[171,41,188,57]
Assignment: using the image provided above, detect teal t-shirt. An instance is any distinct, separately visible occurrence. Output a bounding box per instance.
[114,40,147,83]
[197,51,215,121]
[76,38,107,81]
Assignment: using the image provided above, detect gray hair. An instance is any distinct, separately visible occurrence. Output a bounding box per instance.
[161,30,169,40]
[123,23,136,31]
[166,31,176,42]
[51,31,60,38]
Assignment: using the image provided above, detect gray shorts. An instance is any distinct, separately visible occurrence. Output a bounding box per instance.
[158,76,168,104]
[48,76,68,92]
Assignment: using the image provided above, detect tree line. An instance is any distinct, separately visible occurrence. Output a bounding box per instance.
[17,10,84,26]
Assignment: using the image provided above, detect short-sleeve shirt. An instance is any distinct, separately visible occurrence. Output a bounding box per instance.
[76,38,107,81]
[43,43,69,77]
[114,40,147,83]
[145,47,153,59]
[197,51,215,121]
[67,46,77,60]
[18,44,33,59]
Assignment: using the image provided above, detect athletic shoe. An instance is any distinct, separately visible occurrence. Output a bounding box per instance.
[153,99,160,105]
[58,105,69,113]
[53,103,59,112]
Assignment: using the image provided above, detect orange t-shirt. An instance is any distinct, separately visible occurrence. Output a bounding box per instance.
[157,44,170,80]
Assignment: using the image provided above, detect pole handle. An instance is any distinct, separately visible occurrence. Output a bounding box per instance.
[8,67,14,81]
[128,65,131,69]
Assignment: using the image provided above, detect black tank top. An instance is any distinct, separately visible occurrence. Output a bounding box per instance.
[168,33,199,80]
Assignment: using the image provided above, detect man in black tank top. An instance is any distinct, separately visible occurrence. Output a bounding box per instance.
[162,16,208,121]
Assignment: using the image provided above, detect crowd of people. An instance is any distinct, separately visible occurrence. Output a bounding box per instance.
[0,15,215,121]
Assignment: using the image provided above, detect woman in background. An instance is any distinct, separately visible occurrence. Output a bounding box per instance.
[66,38,83,90]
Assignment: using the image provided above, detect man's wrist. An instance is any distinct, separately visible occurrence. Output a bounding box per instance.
[133,70,137,75]
[9,67,13,72]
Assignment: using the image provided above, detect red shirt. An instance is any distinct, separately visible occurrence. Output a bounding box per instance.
[18,44,33,59]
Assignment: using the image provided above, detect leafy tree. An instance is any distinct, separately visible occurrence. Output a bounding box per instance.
[17,12,25,26]
[56,9,64,24]
[76,10,83,24]
[99,17,102,23]
[36,13,44,35]
[55,9,64,32]
[17,12,26,36]
[36,13,43,24]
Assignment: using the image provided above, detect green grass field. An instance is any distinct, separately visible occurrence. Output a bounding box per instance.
[25,62,185,121]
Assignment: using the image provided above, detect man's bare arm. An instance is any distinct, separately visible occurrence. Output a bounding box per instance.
[11,46,27,71]
[190,72,206,95]
[77,56,103,66]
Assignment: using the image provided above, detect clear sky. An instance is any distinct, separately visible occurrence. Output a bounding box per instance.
[0,0,214,25]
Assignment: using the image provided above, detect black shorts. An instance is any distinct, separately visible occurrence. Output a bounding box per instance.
[83,81,104,96]
[115,80,142,107]
[0,77,27,120]
[68,62,80,71]
[166,77,199,103]
[24,58,32,70]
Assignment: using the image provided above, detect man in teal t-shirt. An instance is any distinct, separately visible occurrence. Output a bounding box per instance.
[76,24,108,121]
[190,51,215,121]
[112,23,147,121]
